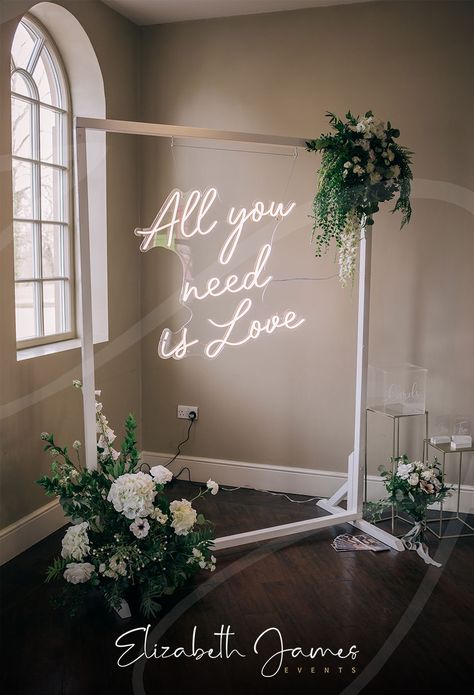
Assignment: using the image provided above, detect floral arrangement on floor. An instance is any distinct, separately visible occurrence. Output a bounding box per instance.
[368,455,451,566]
[306,111,413,286]
[37,382,218,618]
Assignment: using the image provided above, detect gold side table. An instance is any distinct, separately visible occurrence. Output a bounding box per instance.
[365,407,429,534]
[423,439,474,539]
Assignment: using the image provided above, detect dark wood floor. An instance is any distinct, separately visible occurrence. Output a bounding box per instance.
[1,482,473,695]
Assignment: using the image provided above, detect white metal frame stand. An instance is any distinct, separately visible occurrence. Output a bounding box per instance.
[74,117,403,553]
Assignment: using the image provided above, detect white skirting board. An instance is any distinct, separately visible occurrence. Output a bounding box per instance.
[142,451,474,515]
[1,452,472,565]
[0,499,67,566]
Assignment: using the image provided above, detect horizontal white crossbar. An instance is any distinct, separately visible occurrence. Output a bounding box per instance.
[214,510,362,551]
[74,117,308,149]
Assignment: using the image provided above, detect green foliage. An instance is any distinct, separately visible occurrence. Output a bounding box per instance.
[37,384,218,618]
[306,111,413,265]
[45,556,67,583]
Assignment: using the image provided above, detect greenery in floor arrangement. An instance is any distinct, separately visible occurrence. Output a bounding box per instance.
[37,382,218,618]
[306,111,413,286]
[368,454,451,566]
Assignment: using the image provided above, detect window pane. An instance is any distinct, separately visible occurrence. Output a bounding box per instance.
[11,22,37,70]
[42,224,68,277]
[41,165,66,221]
[40,107,64,165]
[32,48,61,107]
[11,71,32,97]
[43,280,68,335]
[14,221,35,279]
[11,96,32,158]
[15,282,37,340]
[12,158,34,218]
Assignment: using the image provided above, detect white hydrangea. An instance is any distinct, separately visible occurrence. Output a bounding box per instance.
[107,472,157,519]
[150,465,173,485]
[64,562,95,584]
[61,522,90,561]
[169,498,197,536]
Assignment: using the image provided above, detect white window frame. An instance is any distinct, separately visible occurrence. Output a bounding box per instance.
[11,15,76,350]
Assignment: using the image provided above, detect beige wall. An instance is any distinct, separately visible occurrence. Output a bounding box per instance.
[0,1,141,527]
[1,0,473,532]
[138,1,474,482]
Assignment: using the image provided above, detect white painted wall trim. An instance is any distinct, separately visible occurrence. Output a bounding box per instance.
[2,453,472,565]
[0,499,66,566]
[142,450,474,515]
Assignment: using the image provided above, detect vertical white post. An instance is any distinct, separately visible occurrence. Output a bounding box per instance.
[348,220,372,513]
[74,126,97,471]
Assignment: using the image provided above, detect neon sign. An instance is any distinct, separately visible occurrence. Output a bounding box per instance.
[135,188,304,359]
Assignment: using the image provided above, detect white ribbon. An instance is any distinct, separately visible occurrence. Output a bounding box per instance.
[402,521,441,567]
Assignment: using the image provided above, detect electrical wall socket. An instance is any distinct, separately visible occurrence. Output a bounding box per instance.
[177,405,199,420]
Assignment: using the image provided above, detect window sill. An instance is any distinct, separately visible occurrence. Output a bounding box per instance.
[17,338,81,361]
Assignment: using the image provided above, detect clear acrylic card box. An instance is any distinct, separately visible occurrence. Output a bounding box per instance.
[368,363,428,415]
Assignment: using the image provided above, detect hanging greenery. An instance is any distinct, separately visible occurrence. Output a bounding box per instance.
[306,111,413,286]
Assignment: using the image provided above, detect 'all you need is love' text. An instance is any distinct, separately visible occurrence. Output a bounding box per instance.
[134,187,304,359]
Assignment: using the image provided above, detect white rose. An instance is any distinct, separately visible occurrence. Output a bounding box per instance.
[130,518,150,539]
[61,522,90,561]
[343,161,352,169]
[64,562,95,584]
[107,472,157,519]
[353,165,365,176]
[150,465,173,485]
[408,473,419,486]
[206,479,219,495]
[170,499,197,536]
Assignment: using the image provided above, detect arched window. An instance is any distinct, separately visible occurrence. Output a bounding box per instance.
[11,15,74,347]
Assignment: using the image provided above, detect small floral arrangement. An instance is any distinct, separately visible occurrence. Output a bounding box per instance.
[37,382,218,617]
[368,455,451,565]
[306,111,413,286]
